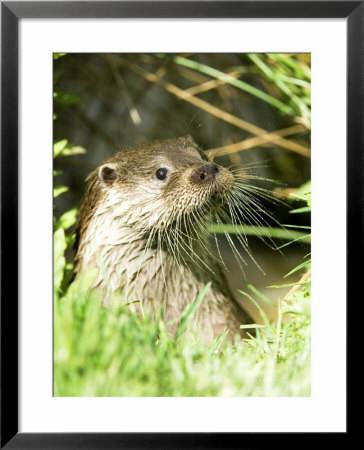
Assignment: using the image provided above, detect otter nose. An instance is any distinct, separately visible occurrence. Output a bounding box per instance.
[191,164,219,182]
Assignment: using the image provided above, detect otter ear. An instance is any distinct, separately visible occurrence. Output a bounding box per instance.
[98,163,118,183]
[184,134,196,146]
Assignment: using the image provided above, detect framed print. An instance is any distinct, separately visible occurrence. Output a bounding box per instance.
[1,1,357,448]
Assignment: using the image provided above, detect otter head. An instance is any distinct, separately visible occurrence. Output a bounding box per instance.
[91,135,234,233]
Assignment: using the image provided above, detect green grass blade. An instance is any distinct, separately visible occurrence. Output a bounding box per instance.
[284,260,311,278]
[238,290,272,330]
[208,224,311,244]
[240,324,267,329]
[275,234,311,250]
[247,284,276,307]
[175,282,211,339]
[268,281,311,289]
[290,206,311,214]
[164,54,296,116]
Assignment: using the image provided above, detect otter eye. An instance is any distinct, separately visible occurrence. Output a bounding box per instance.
[155,167,168,181]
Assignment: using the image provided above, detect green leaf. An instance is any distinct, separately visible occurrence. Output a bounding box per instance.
[54,91,82,105]
[66,233,76,248]
[54,139,68,158]
[284,260,311,278]
[54,228,67,295]
[295,180,311,196]
[54,53,66,60]
[290,181,311,209]
[289,206,311,214]
[54,140,86,158]
[60,145,86,156]
[55,208,78,231]
[54,186,68,198]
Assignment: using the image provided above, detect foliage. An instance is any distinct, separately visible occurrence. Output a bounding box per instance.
[159,53,311,127]
[53,52,86,292]
[54,268,310,397]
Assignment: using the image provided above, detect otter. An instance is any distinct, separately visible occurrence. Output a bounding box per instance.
[74,136,253,343]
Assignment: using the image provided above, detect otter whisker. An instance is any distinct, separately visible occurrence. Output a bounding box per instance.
[74,136,260,343]
[178,213,215,275]
[215,203,266,274]
[234,183,287,207]
[156,228,174,307]
[133,225,159,301]
[214,211,248,267]
[188,207,222,265]
[232,188,284,232]
[169,226,214,275]
[163,224,188,281]
[227,192,279,250]
[216,204,254,257]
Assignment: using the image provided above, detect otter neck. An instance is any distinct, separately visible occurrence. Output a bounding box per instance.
[80,214,211,301]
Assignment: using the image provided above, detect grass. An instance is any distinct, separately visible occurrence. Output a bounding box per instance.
[165,54,296,116]
[157,53,311,126]
[208,223,311,245]
[54,256,311,397]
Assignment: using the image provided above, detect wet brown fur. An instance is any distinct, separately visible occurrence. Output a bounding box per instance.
[74,136,252,343]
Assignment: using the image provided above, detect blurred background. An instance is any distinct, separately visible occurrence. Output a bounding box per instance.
[53,53,311,322]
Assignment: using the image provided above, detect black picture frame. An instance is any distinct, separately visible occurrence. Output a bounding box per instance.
[1,1,356,448]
